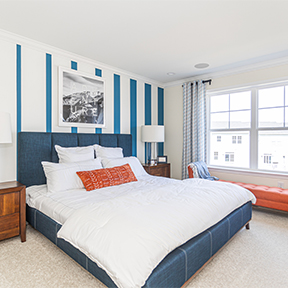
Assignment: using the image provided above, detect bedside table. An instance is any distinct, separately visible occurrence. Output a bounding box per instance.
[143,163,170,178]
[0,181,26,242]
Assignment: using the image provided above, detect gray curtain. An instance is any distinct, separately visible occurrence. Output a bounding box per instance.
[182,80,207,179]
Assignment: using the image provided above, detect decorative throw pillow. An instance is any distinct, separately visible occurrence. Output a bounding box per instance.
[77,164,137,191]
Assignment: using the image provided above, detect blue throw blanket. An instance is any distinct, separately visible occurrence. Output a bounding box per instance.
[193,161,219,181]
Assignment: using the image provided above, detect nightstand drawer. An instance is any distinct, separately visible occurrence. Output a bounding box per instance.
[151,167,169,177]
[0,213,20,240]
[143,163,171,178]
[0,192,20,216]
[0,181,26,242]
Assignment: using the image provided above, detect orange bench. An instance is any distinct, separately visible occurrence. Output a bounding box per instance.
[219,180,288,212]
[188,166,288,212]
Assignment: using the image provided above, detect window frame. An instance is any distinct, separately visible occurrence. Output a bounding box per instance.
[207,80,288,175]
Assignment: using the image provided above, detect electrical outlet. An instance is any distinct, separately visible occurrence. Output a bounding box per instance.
[278,181,284,189]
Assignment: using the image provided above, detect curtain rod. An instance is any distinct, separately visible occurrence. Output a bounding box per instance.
[182,79,212,87]
[191,79,212,85]
[201,79,212,85]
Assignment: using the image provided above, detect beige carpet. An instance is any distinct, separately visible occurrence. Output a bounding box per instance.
[0,208,287,288]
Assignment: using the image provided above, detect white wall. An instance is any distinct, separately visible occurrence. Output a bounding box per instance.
[0,38,16,182]
[165,63,288,187]
[164,85,183,179]
[0,30,163,182]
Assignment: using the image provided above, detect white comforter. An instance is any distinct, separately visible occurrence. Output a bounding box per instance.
[57,178,256,288]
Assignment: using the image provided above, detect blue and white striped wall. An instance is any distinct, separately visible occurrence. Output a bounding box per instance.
[0,31,164,182]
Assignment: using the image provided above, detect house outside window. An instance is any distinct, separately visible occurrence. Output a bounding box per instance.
[208,83,288,173]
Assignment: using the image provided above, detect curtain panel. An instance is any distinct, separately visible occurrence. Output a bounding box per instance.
[182,80,207,179]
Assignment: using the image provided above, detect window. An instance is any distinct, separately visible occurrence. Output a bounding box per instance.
[208,83,288,173]
[214,151,218,160]
[225,152,234,162]
[225,154,229,162]
[232,135,242,144]
[263,154,271,164]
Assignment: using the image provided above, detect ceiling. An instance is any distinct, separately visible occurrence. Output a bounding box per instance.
[1,0,288,84]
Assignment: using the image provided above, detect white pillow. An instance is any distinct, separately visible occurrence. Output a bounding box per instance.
[94,144,123,159]
[41,158,102,193]
[101,157,147,178]
[55,145,95,163]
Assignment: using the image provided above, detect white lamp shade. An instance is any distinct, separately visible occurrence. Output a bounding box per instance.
[0,112,12,144]
[141,125,164,142]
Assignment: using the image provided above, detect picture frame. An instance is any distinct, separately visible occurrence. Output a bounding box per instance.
[58,67,105,128]
[157,155,167,163]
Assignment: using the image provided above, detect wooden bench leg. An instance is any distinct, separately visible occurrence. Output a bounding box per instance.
[245,223,250,230]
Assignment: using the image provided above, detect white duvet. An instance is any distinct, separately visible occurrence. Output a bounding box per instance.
[57,178,256,288]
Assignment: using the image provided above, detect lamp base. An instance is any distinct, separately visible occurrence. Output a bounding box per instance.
[151,142,158,161]
[145,142,159,165]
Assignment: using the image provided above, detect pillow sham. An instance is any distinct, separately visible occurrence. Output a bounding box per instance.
[94,144,123,159]
[77,164,137,191]
[42,158,102,193]
[55,145,95,163]
[101,156,147,178]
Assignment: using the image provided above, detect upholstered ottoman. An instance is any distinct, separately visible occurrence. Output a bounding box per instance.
[219,180,288,212]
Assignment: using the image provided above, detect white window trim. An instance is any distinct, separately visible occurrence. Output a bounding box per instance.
[208,165,288,180]
[207,78,288,95]
[207,79,288,176]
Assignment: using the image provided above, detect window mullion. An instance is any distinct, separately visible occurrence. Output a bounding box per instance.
[284,86,286,128]
[250,88,257,169]
[228,94,230,129]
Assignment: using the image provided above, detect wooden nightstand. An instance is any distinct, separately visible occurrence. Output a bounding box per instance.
[143,163,170,178]
[0,181,26,242]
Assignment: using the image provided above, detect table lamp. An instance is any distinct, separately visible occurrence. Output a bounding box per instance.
[141,125,164,165]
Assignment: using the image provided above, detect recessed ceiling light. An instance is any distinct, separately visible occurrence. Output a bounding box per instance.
[167,72,175,76]
[194,63,209,69]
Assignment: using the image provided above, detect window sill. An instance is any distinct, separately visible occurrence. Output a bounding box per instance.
[208,165,288,180]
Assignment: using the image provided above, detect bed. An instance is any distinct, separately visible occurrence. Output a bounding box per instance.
[18,132,255,288]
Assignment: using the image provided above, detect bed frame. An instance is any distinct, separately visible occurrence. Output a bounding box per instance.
[18,132,252,288]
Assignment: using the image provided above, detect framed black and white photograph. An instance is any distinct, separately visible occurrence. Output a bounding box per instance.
[59,67,105,128]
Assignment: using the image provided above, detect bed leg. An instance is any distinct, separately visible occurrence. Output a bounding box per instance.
[245,223,250,230]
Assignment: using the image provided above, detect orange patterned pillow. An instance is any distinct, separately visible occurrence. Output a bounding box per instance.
[76,163,137,191]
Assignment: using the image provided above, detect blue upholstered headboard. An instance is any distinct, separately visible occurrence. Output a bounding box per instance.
[17,132,132,187]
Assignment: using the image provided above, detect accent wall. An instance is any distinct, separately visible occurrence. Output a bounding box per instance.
[0,31,164,182]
